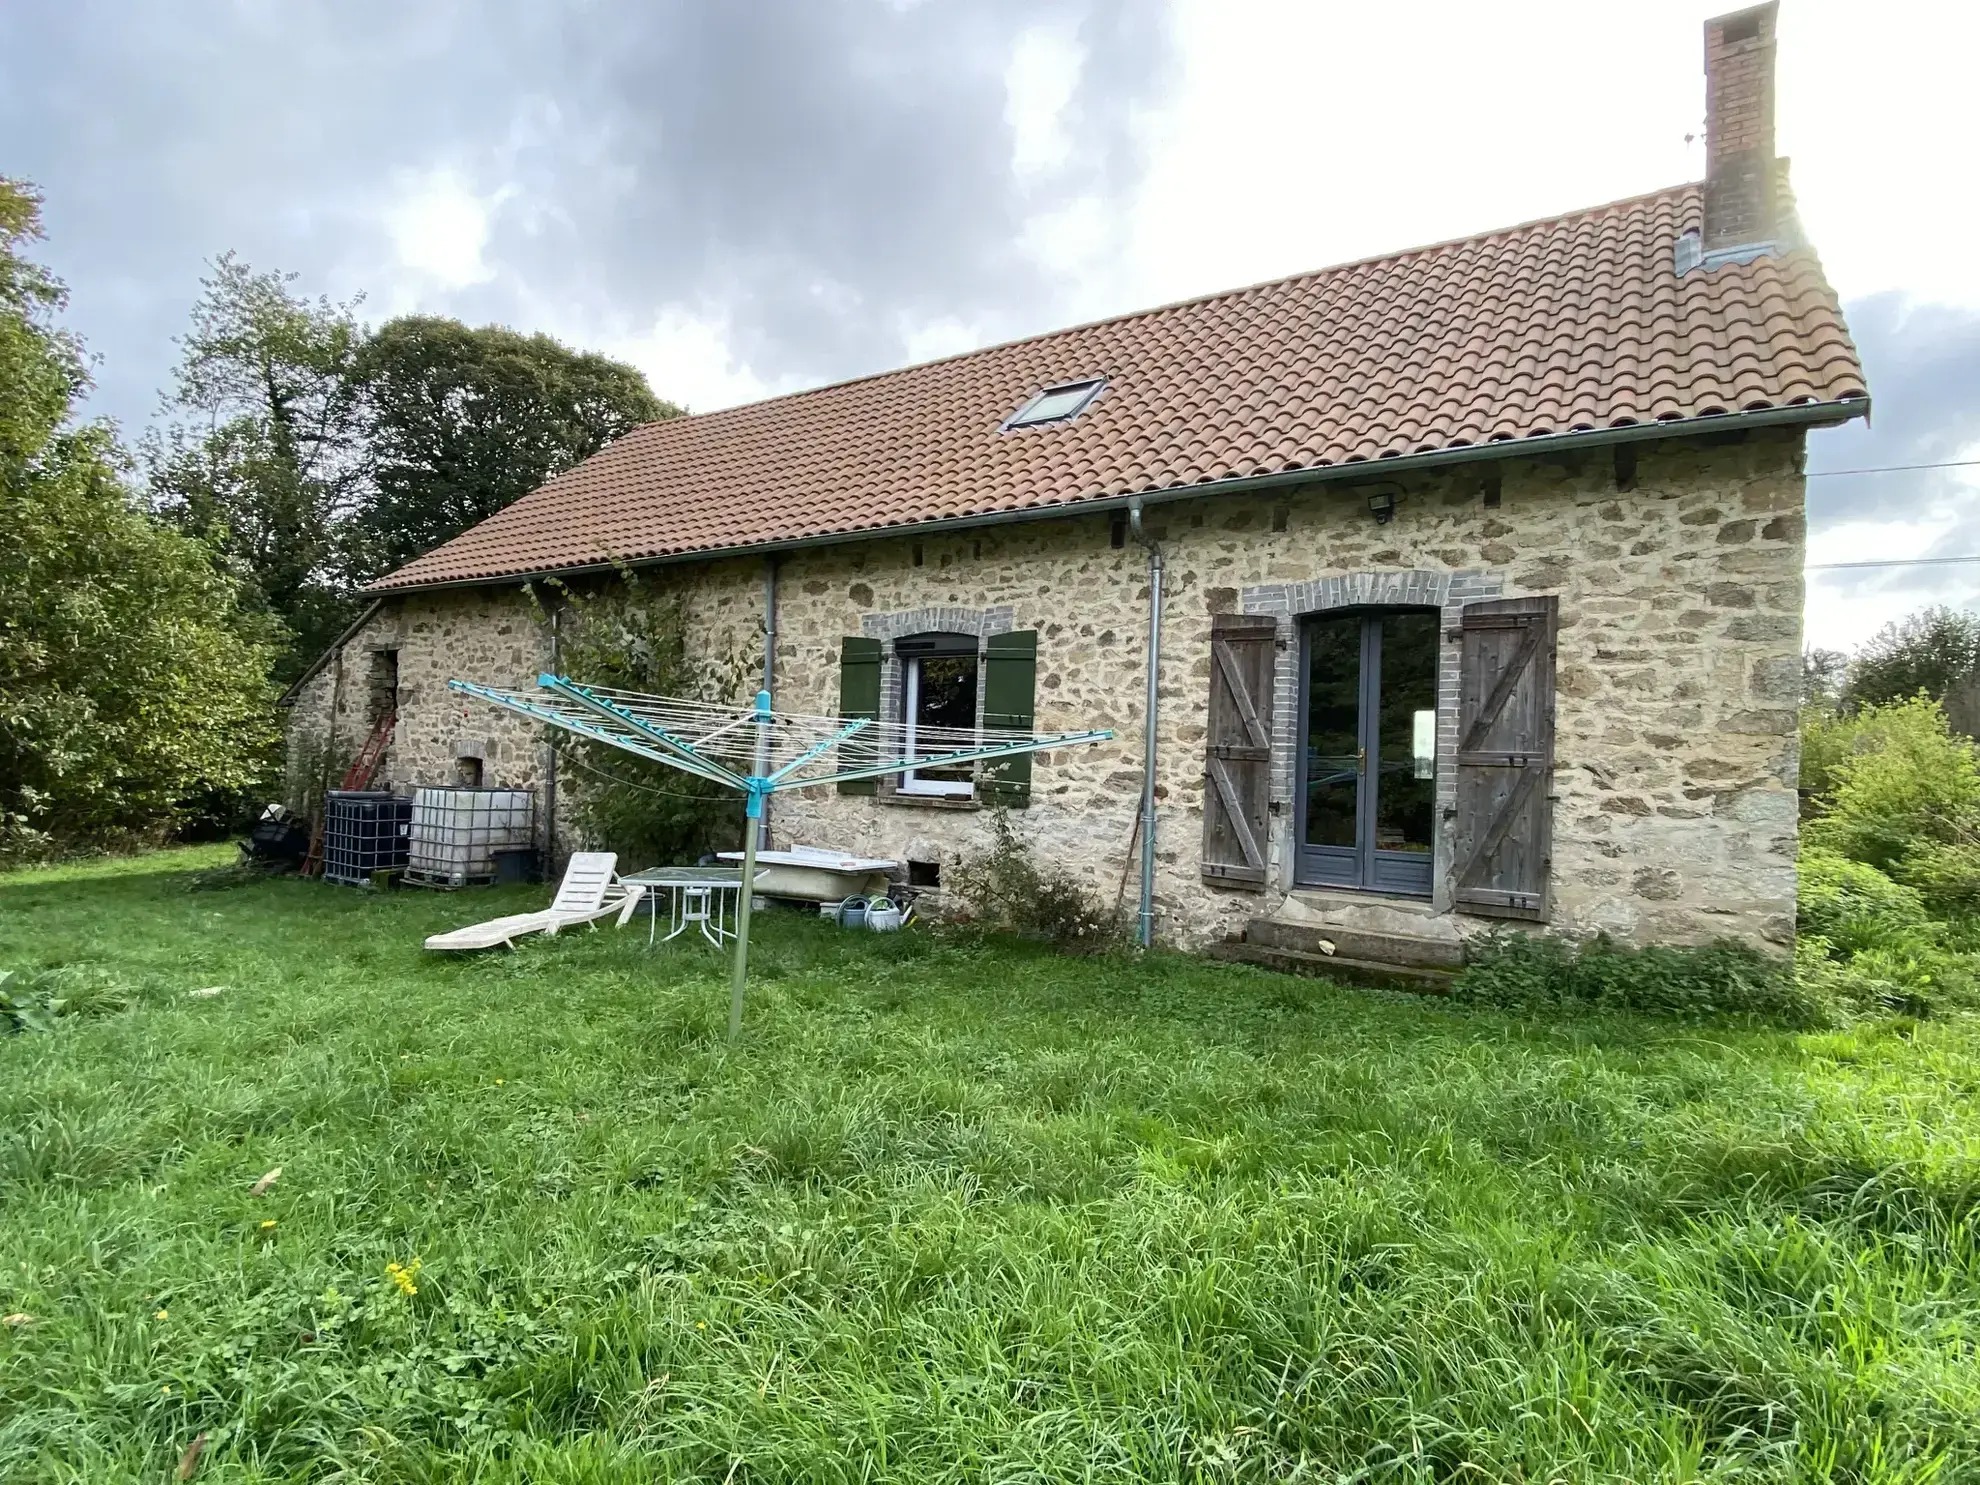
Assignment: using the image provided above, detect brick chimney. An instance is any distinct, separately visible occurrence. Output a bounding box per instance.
[1702,2,1780,258]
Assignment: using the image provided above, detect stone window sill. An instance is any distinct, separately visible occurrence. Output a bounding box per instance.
[878,788,981,812]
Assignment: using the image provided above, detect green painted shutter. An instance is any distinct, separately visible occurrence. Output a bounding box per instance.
[980,630,1038,808]
[837,636,882,796]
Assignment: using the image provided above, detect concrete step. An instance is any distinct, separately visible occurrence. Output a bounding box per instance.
[1244,916,1465,970]
[1207,940,1456,994]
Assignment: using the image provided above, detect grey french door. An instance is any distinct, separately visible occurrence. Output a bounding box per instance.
[1296,609,1440,895]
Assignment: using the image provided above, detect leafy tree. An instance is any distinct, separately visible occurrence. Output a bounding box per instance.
[147,254,368,678]
[0,180,277,857]
[350,317,675,581]
[1802,647,1848,708]
[1842,605,1980,713]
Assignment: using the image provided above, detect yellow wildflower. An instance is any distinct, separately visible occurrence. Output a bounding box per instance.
[155,1308,169,1321]
[385,1258,422,1297]
[260,1220,277,1231]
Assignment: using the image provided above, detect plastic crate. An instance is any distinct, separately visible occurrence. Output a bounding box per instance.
[405,787,534,887]
[321,791,412,886]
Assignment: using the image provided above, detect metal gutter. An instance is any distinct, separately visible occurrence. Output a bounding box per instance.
[366,399,1870,597]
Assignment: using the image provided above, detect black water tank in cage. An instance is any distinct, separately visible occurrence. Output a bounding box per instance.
[322,790,412,886]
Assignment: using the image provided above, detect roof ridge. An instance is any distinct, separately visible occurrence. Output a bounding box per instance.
[637,179,1705,433]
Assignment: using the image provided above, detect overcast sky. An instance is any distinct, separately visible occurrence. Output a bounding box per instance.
[4,0,1974,652]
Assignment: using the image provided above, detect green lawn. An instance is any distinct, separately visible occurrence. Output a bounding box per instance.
[2,851,1977,1482]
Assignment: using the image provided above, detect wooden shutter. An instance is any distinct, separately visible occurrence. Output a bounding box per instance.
[1201,614,1276,888]
[837,636,882,795]
[979,630,1037,807]
[1452,596,1557,920]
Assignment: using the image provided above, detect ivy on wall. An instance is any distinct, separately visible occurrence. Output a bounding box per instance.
[534,575,750,869]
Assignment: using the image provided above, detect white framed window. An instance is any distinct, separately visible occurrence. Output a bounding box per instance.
[898,637,979,796]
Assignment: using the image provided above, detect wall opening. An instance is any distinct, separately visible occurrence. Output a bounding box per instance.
[366,649,399,728]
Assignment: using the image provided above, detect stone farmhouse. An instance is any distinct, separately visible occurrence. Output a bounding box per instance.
[285,4,1866,971]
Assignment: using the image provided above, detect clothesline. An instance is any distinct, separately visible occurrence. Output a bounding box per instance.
[452,674,1112,793]
[450,671,1117,1043]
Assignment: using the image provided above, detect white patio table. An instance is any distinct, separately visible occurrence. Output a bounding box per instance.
[619,866,764,948]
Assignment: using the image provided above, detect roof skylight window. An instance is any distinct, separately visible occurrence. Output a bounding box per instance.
[1003,378,1105,430]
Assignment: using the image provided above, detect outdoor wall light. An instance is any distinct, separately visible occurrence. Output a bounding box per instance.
[1367,489,1397,524]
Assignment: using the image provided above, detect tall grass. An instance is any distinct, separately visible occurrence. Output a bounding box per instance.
[2,849,1977,1481]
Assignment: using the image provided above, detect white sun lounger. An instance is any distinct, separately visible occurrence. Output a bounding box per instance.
[422,852,645,952]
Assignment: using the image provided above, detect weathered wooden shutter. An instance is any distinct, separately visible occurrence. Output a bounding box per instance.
[837,636,882,796]
[1201,614,1276,888]
[979,630,1038,807]
[1452,596,1557,920]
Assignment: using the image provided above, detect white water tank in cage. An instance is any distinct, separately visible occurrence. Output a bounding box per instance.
[405,787,534,887]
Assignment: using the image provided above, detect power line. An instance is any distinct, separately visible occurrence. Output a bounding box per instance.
[1807,555,1980,571]
[1800,459,1980,570]
[1807,459,1980,478]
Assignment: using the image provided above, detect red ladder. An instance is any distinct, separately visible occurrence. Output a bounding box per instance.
[340,711,397,790]
[302,712,396,876]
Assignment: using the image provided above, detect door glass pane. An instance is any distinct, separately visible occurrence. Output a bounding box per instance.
[1303,615,1361,848]
[911,655,977,783]
[1373,611,1438,854]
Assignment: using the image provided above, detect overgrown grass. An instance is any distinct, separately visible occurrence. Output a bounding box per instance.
[4,850,1980,1481]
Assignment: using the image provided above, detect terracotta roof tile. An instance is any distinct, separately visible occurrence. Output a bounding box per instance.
[372,182,1865,591]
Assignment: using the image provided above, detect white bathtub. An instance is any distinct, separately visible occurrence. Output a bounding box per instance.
[715,845,896,902]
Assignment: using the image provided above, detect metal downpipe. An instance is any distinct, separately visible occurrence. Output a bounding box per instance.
[757,556,779,849]
[545,601,561,869]
[1128,497,1163,949]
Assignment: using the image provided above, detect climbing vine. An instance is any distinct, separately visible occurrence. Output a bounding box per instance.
[534,575,750,868]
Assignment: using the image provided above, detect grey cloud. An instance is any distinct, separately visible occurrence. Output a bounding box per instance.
[1805,294,1980,620]
[0,0,1172,429]
[475,0,1168,381]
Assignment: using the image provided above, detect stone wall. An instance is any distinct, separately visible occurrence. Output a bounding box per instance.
[282,588,560,853]
[283,428,1807,949]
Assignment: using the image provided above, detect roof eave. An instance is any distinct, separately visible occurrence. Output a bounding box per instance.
[275,598,387,707]
[367,397,1870,595]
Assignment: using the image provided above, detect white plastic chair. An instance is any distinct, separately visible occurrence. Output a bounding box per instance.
[422,852,643,952]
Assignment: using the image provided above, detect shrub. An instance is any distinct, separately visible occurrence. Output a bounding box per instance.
[1797,931,1977,1019]
[1804,696,1980,877]
[1451,931,1825,1025]
[948,810,1122,952]
[0,970,56,1034]
[0,966,136,1032]
[1796,846,1940,956]
[1792,936,1900,1017]
[1798,704,1857,800]
[1896,839,1980,921]
[1841,941,1977,1016]
[1792,849,1980,1019]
